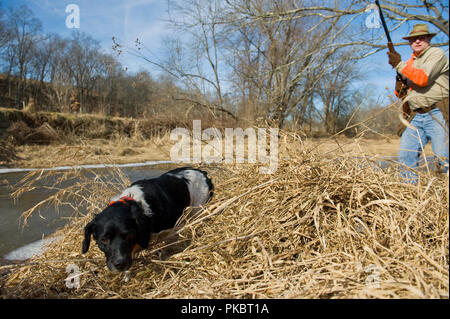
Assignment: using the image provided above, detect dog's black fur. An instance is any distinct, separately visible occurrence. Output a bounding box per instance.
[82,167,213,272]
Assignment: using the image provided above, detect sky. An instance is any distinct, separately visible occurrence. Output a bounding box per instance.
[1,0,172,73]
[1,0,448,104]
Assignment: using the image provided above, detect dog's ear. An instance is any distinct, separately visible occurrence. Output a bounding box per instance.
[130,204,152,249]
[82,221,96,254]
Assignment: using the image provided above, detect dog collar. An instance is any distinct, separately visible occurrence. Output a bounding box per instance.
[108,196,136,206]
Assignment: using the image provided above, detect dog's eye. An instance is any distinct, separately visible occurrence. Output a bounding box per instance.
[100,238,110,244]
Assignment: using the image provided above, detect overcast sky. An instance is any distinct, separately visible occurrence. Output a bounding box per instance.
[1,0,448,104]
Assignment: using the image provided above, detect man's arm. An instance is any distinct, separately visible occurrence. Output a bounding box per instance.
[395,49,447,87]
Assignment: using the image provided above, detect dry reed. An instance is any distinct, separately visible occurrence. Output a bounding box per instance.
[0,131,448,299]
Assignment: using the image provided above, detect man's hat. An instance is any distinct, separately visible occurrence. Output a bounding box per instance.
[403,24,437,40]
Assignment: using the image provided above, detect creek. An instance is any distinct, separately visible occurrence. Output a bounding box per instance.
[0,163,177,260]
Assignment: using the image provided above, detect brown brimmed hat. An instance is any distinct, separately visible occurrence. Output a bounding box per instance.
[403,24,437,40]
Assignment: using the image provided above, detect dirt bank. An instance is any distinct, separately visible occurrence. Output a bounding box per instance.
[0,107,181,141]
[0,107,182,167]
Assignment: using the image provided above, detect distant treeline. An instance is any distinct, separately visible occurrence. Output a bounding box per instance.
[0,4,210,121]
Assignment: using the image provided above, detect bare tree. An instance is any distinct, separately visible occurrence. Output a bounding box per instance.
[378,1,448,38]
[113,0,238,121]
[5,4,42,107]
[316,51,362,134]
[231,0,448,58]
[219,0,366,128]
[42,36,72,112]
[216,0,447,130]
[0,3,10,49]
[116,0,365,128]
[65,31,104,113]
[92,53,124,116]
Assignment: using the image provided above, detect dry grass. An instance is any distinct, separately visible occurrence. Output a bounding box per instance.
[2,104,434,169]
[8,131,173,168]
[6,131,435,169]
[0,131,448,299]
[304,136,433,158]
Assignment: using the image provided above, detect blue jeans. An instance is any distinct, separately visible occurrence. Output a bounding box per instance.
[399,107,449,183]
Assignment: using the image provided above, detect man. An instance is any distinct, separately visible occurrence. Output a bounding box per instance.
[387,24,449,183]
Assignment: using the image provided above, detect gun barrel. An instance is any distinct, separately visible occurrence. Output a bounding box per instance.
[375,0,392,43]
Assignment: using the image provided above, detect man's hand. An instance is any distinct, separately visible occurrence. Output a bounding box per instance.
[387,50,401,68]
[395,78,408,98]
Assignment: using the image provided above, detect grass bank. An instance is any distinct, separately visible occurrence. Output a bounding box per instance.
[0,107,217,168]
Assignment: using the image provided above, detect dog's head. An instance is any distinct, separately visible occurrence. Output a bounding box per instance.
[82,199,152,272]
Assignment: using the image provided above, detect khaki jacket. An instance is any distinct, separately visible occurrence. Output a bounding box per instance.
[395,46,449,110]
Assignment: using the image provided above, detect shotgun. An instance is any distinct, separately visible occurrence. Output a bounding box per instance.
[375,1,395,54]
[375,0,411,133]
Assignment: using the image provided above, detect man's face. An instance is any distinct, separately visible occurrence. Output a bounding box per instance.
[409,35,431,55]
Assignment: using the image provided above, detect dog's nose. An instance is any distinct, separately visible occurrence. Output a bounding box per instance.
[113,258,128,271]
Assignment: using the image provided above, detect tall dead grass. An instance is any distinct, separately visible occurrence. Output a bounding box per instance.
[0,131,448,299]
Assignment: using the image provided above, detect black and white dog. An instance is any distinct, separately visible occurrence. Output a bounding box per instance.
[82,167,213,272]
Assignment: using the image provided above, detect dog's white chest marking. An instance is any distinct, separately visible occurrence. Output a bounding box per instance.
[168,170,210,207]
[111,185,153,216]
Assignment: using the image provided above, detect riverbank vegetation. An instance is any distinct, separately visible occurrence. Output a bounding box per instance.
[0,130,448,298]
[1,106,436,169]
